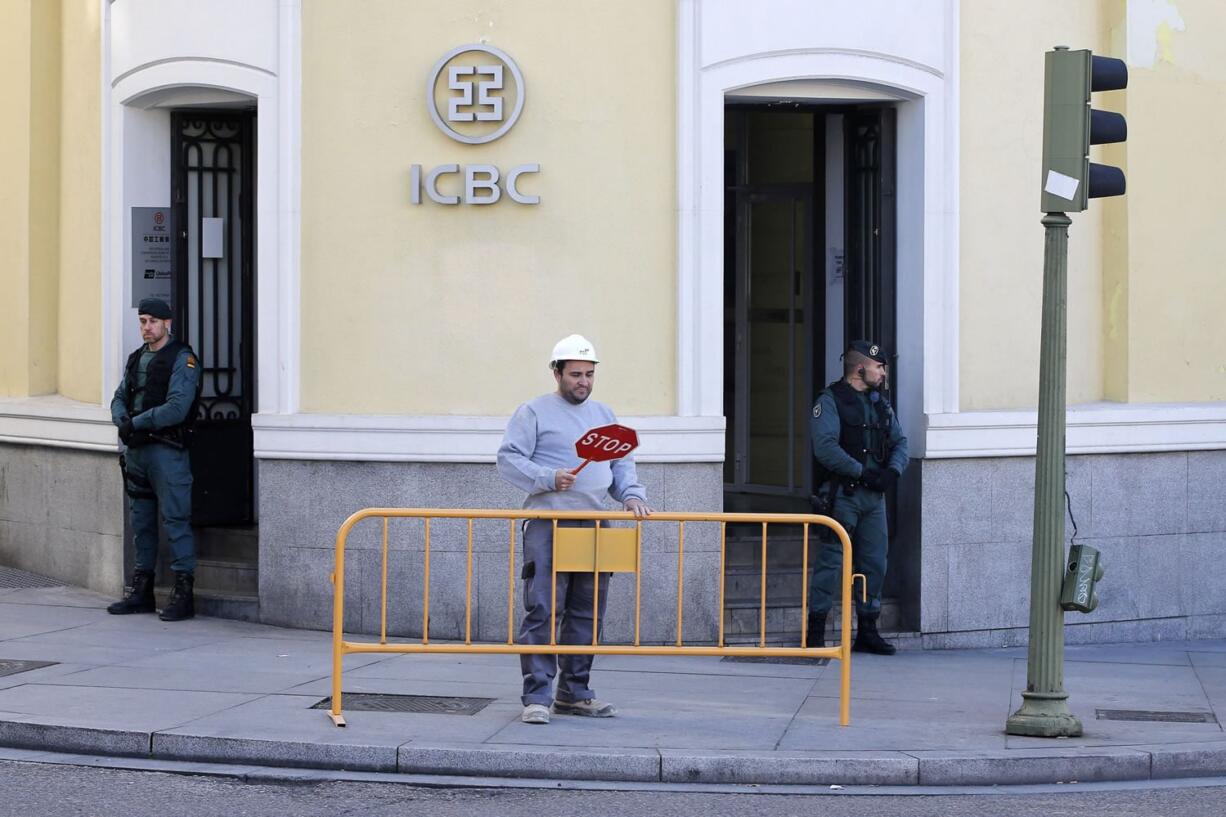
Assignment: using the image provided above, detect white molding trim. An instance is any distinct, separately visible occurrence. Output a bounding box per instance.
[8,398,1226,461]
[0,397,118,453]
[925,403,1226,458]
[252,414,727,464]
[101,1,301,416]
[676,0,961,456]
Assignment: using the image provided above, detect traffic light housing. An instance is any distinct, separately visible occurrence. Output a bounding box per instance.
[1060,544,1105,613]
[1041,47,1128,213]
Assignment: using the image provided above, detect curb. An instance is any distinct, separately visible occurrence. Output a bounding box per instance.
[3,719,1226,787]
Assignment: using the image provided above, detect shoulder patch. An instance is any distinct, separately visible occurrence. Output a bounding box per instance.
[812,403,822,419]
[186,355,197,369]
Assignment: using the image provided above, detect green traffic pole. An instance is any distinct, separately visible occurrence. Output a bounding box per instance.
[1005,211,1083,738]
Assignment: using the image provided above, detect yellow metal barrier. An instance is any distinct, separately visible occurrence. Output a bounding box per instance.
[329,509,861,728]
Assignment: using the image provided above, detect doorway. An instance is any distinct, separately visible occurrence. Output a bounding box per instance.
[723,104,897,514]
[171,110,256,527]
[167,109,259,617]
[721,103,904,640]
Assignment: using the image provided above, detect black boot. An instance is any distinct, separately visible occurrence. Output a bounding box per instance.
[805,611,827,648]
[159,572,195,621]
[107,570,155,615]
[853,614,896,655]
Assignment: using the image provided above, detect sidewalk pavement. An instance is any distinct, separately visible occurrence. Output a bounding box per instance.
[1,582,1225,787]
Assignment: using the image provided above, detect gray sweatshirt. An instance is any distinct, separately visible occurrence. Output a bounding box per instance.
[496,393,647,511]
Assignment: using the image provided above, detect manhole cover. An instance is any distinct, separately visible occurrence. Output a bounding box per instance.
[722,655,829,666]
[0,566,63,589]
[312,693,494,715]
[1096,709,1218,724]
[0,659,58,678]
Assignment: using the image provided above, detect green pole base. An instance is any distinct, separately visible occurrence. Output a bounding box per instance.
[1005,693,1084,737]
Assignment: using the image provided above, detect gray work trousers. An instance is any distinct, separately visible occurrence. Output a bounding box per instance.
[518,519,610,707]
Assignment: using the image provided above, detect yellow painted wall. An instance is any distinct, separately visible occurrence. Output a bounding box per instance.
[959,0,1113,410]
[0,0,101,401]
[300,0,676,416]
[57,0,103,402]
[1114,0,1226,401]
[27,0,62,397]
[0,1,36,396]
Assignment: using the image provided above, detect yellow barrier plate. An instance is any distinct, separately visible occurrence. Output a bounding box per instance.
[553,527,638,573]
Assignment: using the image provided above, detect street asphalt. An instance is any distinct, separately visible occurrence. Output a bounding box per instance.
[1,582,1224,787]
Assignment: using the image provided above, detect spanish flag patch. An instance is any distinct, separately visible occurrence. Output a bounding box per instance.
[186,355,197,369]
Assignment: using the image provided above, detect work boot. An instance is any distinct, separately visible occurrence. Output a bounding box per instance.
[159,572,195,621]
[804,611,827,648]
[106,570,155,615]
[521,704,551,725]
[852,614,896,655]
[552,698,617,718]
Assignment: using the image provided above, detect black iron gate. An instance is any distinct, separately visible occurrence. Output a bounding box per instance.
[171,110,256,526]
[844,107,898,390]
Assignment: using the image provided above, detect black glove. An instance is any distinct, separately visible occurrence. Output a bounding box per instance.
[860,467,898,492]
[118,418,134,444]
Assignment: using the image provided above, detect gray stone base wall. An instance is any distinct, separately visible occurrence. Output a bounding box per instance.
[920,451,1226,646]
[258,460,725,644]
[0,443,125,595]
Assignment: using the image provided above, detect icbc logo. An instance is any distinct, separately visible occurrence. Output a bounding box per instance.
[153,212,165,225]
[427,44,524,145]
[413,44,540,206]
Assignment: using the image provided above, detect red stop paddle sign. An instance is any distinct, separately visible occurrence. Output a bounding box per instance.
[571,424,639,475]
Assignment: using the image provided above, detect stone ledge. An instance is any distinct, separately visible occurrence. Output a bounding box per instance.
[152,732,397,773]
[659,748,917,785]
[397,742,661,782]
[0,719,150,758]
[910,747,1152,786]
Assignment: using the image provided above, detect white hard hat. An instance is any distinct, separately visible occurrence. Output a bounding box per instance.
[549,334,599,368]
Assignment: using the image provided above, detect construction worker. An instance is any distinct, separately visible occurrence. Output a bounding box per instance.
[107,298,201,621]
[496,334,652,724]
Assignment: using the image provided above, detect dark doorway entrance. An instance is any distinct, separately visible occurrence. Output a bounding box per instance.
[171,110,256,526]
[723,104,898,511]
[722,103,903,641]
[723,108,820,514]
[168,109,258,618]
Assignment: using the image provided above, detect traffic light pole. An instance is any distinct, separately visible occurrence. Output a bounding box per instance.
[1005,211,1083,738]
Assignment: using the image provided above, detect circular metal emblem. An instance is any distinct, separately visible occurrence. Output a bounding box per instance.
[869,345,880,357]
[426,44,525,145]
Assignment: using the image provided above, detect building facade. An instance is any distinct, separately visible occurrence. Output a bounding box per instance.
[2,0,1223,646]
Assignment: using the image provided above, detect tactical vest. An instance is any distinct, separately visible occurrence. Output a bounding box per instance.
[123,340,200,444]
[818,380,896,483]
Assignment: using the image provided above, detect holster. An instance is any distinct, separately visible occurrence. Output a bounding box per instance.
[118,453,156,499]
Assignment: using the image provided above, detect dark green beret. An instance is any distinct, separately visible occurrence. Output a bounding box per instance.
[847,339,887,364]
[137,298,172,319]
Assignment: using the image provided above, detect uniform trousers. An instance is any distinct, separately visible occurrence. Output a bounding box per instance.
[518,519,610,707]
[124,443,196,574]
[808,487,888,617]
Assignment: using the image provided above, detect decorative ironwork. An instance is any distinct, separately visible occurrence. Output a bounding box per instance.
[172,110,255,525]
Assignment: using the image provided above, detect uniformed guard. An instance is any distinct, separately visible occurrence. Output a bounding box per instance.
[107,298,202,622]
[806,340,908,655]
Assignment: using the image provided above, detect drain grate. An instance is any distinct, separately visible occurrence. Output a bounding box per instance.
[0,566,64,589]
[0,659,58,678]
[1096,708,1218,724]
[312,693,494,715]
[722,655,829,667]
